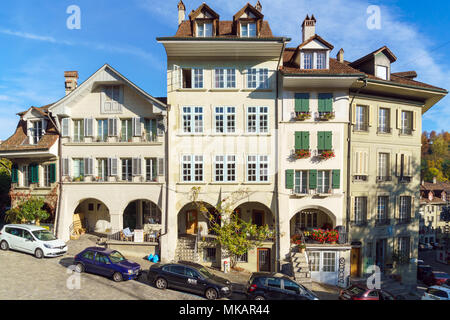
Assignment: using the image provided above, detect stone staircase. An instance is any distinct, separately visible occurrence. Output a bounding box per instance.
[290,249,313,290]
[175,236,199,262]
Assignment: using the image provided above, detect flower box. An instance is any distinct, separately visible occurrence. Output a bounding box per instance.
[295,149,311,159]
[318,150,335,160]
[317,112,335,121]
[310,229,339,244]
[295,112,311,121]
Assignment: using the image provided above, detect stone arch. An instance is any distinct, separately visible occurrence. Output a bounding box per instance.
[73,198,111,233]
[122,199,162,232]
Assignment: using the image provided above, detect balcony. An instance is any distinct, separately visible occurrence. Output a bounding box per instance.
[315,111,335,121]
[353,123,369,132]
[397,217,412,225]
[398,176,412,183]
[353,175,368,182]
[292,112,311,122]
[377,127,391,134]
[377,176,392,183]
[400,128,413,136]
[375,218,391,226]
[351,220,368,227]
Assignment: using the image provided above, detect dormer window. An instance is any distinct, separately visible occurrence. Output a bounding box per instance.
[197,22,213,37]
[304,52,313,69]
[376,65,388,80]
[30,121,43,144]
[317,52,327,69]
[241,22,256,37]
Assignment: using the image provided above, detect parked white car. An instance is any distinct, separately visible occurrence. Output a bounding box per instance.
[0,224,67,258]
[421,285,450,300]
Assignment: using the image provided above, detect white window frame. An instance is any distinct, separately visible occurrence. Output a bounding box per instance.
[214,155,236,182]
[247,155,269,183]
[294,170,308,194]
[376,65,388,80]
[377,196,389,221]
[72,158,85,178]
[214,107,236,133]
[304,52,313,70]
[240,22,256,37]
[214,68,236,89]
[102,85,122,113]
[378,153,390,178]
[121,158,132,182]
[246,68,269,89]
[30,120,43,145]
[181,155,204,182]
[97,159,108,181]
[73,119,84,142]
[317,170,331,194]
[97,119,108,142]
[246,106,268,134]
[399,196,411,221]
[197,22,213,37]
[378,108,390,132]
[182,107,203,134]
[145,158,157,182]
[355,197,368,224]
[316,52,327,70]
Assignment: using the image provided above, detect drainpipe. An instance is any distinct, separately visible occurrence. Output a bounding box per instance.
[275,40,287,272]
[162,105,170,239]
[346,78,368,243]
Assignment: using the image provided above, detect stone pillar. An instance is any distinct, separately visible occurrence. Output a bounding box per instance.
[110,212,123,234]
[160,189,177,263]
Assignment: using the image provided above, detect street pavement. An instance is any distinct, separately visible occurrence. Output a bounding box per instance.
[416,249,450,298]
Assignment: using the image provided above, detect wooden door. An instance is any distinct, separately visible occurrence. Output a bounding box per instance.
[252,210,265,227]
[258,248,271,272]
[186,210,198,235]
[350,247,361,277]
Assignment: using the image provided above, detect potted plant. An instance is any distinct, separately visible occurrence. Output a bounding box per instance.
[319,150,335,160]
[295,112,311,121]
[319,112,335,121]
[299,243,306,253]
[295,149,311,159]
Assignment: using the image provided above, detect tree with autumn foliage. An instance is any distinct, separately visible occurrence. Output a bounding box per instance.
[421,131,450,182]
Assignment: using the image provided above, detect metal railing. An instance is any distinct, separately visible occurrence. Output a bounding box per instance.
[377,127,391,134]
[353,123,369,132]
[398,176,412,183]
[377,176,392,182]
[400,128,413,135]
[375,218,391,226]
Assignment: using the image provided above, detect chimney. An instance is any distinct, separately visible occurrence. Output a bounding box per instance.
[433,176,437,184]
[337,48,344,63]
[178,0,186,26]
[255,1,262,12]
[64,71,78,95]
[302,14,316,42]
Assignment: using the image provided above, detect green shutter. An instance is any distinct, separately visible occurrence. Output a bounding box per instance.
[295,132,302,150]
[285,170,294,189]
[302,132,310,150]
[295,93,309,112]
[332,170,340,189]
[318,93,333,112]
[49,163,56,183]
[317,132,325,150]
[309,170,317,189]
[11,165,18,183]
[30,164,39,183]
[325,131,333,150]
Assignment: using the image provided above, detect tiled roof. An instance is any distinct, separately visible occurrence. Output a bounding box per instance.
[420,197,447,204]
[233,3,264,20]
[188,3,219,20]
[0,118,58,152]
[174,20,274,38]
[421,182,450,192]
[298,35,334,50]
[350,46,397,67]
[391,71,417,79]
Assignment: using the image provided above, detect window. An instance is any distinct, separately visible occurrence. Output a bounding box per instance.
[355,106,368,131]
[283,279,301,293]
[197,22,213,37]
[142,201,161,224]
[399,196,411,222]
[203,248,217,263]
[121,159,132,182]
[121,119,132,142]
[82,251,95,260]
[73,159,85,179]
[214,68,236,88]
[401,111,413,135]
[103,86,122,113]
[73,120,84,142]
[317,132,333,151]
[169,265,186,276]
[323,252,336,272]
[304,52,313,69]
[309,252,320,272]
[247,155,268,182]
[378,153,390,180]
[354,197,368,225]
[43,165,51,187]
[97,119,108,142]
[144,119,157,142]
[214,155,236,182]
[182,107,203,133]
[241,22,256,37]
[181,68,203,89]
[377,196,389,223]
[378,108,390,133]
[247,107,268,133]
[30,121,43,144]
[267,278,281,289]
[318,93,333,114]
[215,107,235,133]
[22,165,30,187]
[317,171,331,194]
[376,65,388,80]
[398,236,410,259]
[294,171,308,194]
[182,155,203,182]
[145,158,157,182]
[299,211,318,229]
[95,253,110,265]
[96,159,108,182]
[247,68,269,89]
[317,52,327,69]
[236,252,248,263]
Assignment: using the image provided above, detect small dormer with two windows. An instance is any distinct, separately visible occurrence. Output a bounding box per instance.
[21,107,49,145]
[349,46,397,81]
[233,2,264,38]
[188,3,220,38]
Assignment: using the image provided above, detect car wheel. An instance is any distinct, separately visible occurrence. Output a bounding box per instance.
[155,277,167,290]
[0,241,9,251]
[75,263,84,273]
[113,272,123,282]
[205,288,218,300]
[34,248,44,259]
[254,295,265,300]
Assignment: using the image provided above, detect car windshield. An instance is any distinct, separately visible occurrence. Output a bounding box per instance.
[198,266,213,278]
[109,251,126,263]
[435,273,450,279]
[32,230,56,241]
[348,286,365,295]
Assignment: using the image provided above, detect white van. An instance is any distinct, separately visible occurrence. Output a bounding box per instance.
[0,224,67,258]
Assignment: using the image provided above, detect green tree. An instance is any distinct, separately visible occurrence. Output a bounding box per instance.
[190,187,274,269]
[5,197,49,224]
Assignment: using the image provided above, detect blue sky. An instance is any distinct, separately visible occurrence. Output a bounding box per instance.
[0,0,449,140]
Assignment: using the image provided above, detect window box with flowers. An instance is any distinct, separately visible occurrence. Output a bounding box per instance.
[310,229,339,244]
[318,150,335,160]
[295,149,311,159]
[317,112,335,121]
[295,112,311,121]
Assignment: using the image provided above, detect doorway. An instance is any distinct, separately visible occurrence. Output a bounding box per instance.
[376,239,387,272]
[186,210,198,235]
[257,248,271,272]
[350,247,361,277]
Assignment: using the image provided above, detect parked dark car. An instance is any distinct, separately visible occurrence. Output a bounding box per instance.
[423,271,450,287]
[417,265,433,280]
[74,247,141,282]
[147,261,232,300]
[339,284,397,300]
[246,272,319,300]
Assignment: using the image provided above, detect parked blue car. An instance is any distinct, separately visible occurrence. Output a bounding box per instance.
[74,247,141,282]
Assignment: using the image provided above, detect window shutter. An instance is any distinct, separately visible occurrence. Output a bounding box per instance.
[285,170,294,189]
[49,163,56,183]
[62,158,69,176]
[317,132,325,150]
[61,118,70,137]
[30,164,39,183]
[412,111,417,131]
[353,151,359,174]
[396,109,401,129]
[84,118,93,137]
[363,152,369,175]
[108,118,117,136]
[133,118,142,137]
[172,65,180,90]
[157,119,165,136]
[41,119,48,135]
[11,165,18,183]
[157,158,165,176]
[295,93,309,112]
[303,132,310,150]
[152,119,158,138]
[295,132,302,150]
[406,155,411,176]
[351,104,356,124]
[368,106,373,127]
[325,131,333,150]
[108,158,118,176]
[318,93,333,112]
[332,170,340,189]
[350,196,355,221]
[395,154,400,176]
[309,170,317,189]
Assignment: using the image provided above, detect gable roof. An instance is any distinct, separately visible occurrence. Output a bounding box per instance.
[188,3,219,20]
[233,2,264,20]
[391,71,418,80]
[174,20,274,38]
[298,34,334,50]
[350,46,397,67]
